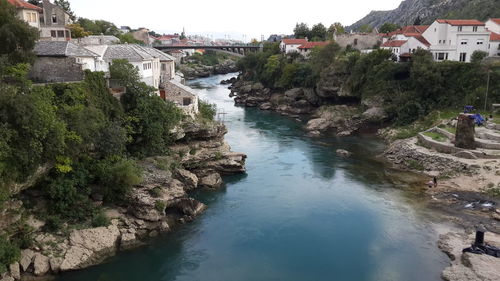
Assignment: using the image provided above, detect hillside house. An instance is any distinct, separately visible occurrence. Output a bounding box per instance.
[7,0,42,29]
[280,38,308,53]
[486,19,500,57]
[297,41,330,57]
[381,37,430,61]
[39,0,72,41]
[422,19,490,62]
[29,41,99,82]
[334,32,382,51]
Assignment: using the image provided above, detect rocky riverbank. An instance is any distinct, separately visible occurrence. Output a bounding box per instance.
[0,120,246,281]
[178,59,238,80]
[228,77,387,137]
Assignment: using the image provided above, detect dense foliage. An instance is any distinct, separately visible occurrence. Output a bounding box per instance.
[238,42,500,126]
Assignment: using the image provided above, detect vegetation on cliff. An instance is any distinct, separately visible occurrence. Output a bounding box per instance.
[238,42,500,126]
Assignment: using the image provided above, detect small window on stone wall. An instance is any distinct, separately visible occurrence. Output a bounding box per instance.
[183,97,191,106]
[52,14,57,24]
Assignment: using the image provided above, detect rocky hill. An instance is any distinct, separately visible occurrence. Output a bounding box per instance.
[348,0,500,31]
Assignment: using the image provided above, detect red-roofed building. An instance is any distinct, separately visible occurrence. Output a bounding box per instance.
[422,19,490,62]
[7,0,42,29]
[381,37,430,61]
[297,41,329,57]
[486,18,500,34]
[489,32,500,57]
[279,38,308,53]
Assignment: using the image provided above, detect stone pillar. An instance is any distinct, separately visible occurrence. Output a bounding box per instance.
[455,114,476,149]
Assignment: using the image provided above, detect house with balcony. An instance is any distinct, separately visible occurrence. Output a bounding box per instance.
[421,19,490,62]
[485,19,500,57]
[7,0,42,29]
[381,29,431,61]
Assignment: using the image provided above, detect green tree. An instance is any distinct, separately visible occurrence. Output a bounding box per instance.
[358,24,373,33]
[27,0,40,5]
[54,0,75,21]
[0,0,39,64]
[294,22,311,39]
[69,23,90,38]
[471,50,488,64]
[311,23,327,41]
[118,33,143,44]
[327,22,345,39]
[413,16,422,25]
[379,23,400,33]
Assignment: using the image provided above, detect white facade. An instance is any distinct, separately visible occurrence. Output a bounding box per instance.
[279,39,308,54]
[486,19,500,57]
[17,9,40,28]
[485,19,500,33]
[381,37,429,61]
[422,20,490,62]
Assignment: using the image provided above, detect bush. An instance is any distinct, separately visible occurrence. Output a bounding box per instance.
[44,215,63,232]
[198,100,217,121]
[97,158,142,203]
[0,236,20,274]
[91,212,110,227]
[155,200,166,212]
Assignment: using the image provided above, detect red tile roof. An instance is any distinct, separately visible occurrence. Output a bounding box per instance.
[412,35,431,46]
[298,41,329,49]
[381,40,407,47]
[7,0,42,11]
[490,19,500,25]
[436,19,485,26]
[382,25,429,38]
[491,32,500,42]
[282,38,308,45]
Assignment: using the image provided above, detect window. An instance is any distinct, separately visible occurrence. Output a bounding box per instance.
[458,26,462,32]
[161,63,166,71]
[65,30,70,38]
[459,52,466,62]
[57,30,64,37]
[27,12,37,23]
[477,40,484,45]
[439,40,441,44]
[51,30,56,37]
[437,53,446,60]
[473,26,478,32]
[52,14,57,24]
[460,40,468,45]
[183,97,192,106]
[354,39,358,46]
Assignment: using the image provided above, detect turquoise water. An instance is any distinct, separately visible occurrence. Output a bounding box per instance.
[58,73,448,281]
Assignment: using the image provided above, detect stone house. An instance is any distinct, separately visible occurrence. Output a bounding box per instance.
[422,19,490,62]
[279,38,308,53]
[29,41,99,82]
[485,19,500,57]
[71,35,120,46]
[39,0,72,41]
[334,32,382,51]
[7,0,42,29]
[162,77,199,117]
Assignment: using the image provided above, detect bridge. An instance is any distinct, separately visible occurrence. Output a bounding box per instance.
[153,44,262,56]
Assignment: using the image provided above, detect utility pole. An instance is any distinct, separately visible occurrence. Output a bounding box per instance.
[484,69,491,111]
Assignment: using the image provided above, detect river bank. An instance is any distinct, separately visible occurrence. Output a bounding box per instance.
[0,118,246,281]
[225,75,500,281]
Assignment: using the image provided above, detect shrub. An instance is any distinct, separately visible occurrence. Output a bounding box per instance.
[44,215,63,232]
[0,236,20,274]
[91,212,110,227]
[198,100,217,121]
[148,187,162,198]
[155,200,166,212]
[97,158,142,203]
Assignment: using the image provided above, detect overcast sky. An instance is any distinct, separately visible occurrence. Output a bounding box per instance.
[69,0,402,41]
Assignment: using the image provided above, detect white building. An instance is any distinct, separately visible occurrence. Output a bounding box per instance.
[381,36,430,61]
[279,38,308,53]
[422,19,490,62]
[485,19,500,57]
[297,41,329,58]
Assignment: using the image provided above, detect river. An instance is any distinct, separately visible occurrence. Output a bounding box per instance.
[58,73,449,281]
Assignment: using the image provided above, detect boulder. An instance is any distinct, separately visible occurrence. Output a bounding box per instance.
[362,107,387,123]
[175,169,198,190]
[199,173,223,189]
[49,257,63,274]
[33,254,50,276]
[8,263,20,280]
[284,88,304,101]
[336,149,352,158]
[303,88,320,106]
[19,249,35,272]
[120,233,143,251]
[0,276,14,281]
[59,224,121,271]
[251,82,264,91]
[306,118,331,132]
[259,102,273,110]
[455,114,476,149]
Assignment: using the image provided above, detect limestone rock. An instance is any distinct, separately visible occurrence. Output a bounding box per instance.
[49,257,63,274]
[33,254,50,276]
[259,102,273,110]
[60,224,120,271]
[0,276,15,281]
[199,173,223,189]
[19,249,35,272]
[8,263,20,280]
[175,169,198,190]
[362,107,387,123]
[120,233,143,251]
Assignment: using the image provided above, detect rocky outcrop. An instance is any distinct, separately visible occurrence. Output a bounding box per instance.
[306,105,365,136]
[179,59,238,79]
[348,0,495,31]
[439,231,500,281]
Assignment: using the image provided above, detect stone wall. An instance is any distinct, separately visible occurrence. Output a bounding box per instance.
[29,57,85,83]
[334,33,382,50]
